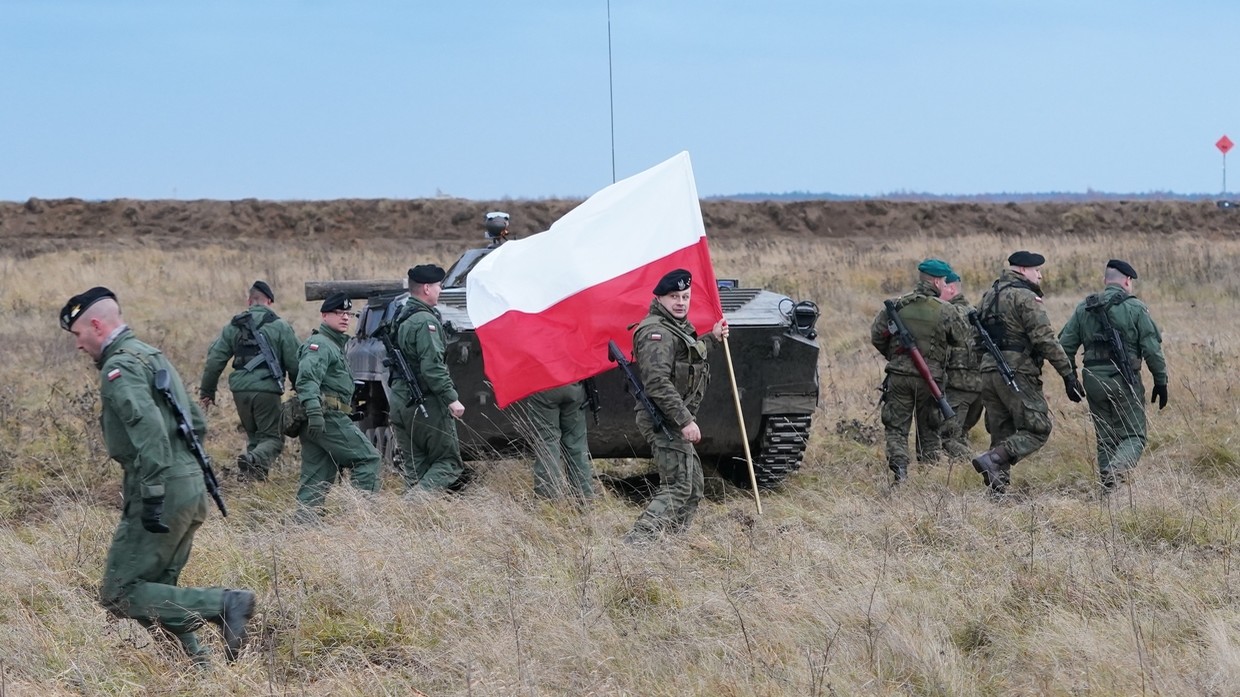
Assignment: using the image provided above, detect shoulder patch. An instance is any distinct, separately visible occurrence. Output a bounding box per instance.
[428,324,437,332]
[309,343,319,351]
[650,333,662,341]
[107,368,122,381]
[1034,297,1043,303]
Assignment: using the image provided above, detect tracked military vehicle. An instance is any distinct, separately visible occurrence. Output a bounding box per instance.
[307,213,821,487]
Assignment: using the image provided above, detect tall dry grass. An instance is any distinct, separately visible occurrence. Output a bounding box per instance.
[3,231,1240,695]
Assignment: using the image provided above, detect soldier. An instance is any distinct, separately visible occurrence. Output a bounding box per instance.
[388,264,469,493]
[59,287,256,665]
[624,269,729,543]
[1059,259,1168,492]
[510,381,596,500]
[938,271,985,459]
[294,292,382,515]
[870,259,969,484]
[971,251,1085,494]
[198,280,300,481]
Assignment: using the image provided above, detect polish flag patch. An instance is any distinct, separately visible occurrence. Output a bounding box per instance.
[107,368,122,381]
[309,343,319,351]
[650,333,662,341]
[428,324,437,332]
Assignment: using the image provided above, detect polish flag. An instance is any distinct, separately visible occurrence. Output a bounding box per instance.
[467,151,723,408]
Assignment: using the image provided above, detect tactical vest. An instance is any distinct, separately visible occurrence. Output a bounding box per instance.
[1083,292,1139,365]
[977,280,1032,352]
[888,292,949,365]
[230,311,276,370]
[635,314,710,412]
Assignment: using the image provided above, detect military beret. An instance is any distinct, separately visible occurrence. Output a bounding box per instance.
[320,292,352,313]
[653,269,692,296]
[916,258,953,278]
[946,271,962,284]
[1106,259,1138,280]
[1007,250,1046,267]
[59,286,117,331]
[408,264,447,284]
[251,280,275,302]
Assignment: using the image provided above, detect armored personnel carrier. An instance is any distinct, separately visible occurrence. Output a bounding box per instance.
[307,214,821,487]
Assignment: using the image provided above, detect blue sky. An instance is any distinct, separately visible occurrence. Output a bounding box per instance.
[2,1,1236,200]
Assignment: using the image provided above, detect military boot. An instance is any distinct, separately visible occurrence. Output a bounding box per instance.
[1099,468,1128,494]
[971,446,1011,494]
[890,462,908,486]
[210,588,257,662]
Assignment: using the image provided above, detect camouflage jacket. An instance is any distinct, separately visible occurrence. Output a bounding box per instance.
[975,269,1073,378]
[945,294,983,391]
[199,304,300,398]
[870,279,968,382]
[98,328,205,501]
[295,323,355,410]
[392,297,459,404]
[1058,284,1168,385]
[633,300,712,429]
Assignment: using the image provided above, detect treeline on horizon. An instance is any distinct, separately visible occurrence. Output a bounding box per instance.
[708,190,1234,203]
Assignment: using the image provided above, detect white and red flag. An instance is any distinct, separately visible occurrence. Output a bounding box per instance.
[467,151,723,408]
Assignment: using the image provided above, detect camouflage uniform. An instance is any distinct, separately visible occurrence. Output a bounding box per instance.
[199,304,300,480]
[389,297,467,492]
[629,300,713,538]
[940,294,985,459]
[974,269,1076,490]
[511,382,595,499]
[295,323,381,512]
[95,327,231,661]
[870,279,968,481]
[1059,284,1167,487]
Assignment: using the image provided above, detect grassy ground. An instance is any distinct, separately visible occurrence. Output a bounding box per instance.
[3,231,1240,695]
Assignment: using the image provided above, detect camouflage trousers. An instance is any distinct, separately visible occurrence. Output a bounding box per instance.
[979,371,1053,463]
[512,383,595,499]
[232,390,283,476]
[940,388,984,459]
[1084,368,1147,478]
[881,373,946,476]
[630,430,703,537]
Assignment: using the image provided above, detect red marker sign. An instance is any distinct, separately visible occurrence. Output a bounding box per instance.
[1218,135,1234,155]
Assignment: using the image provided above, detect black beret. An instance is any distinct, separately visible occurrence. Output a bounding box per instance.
[59,286,117,331]
[653,269,692,296]
[251,280,275,302]
[1007,250,1046,267]
[408,264,447,284]
[319,292,352,313]
[1106,259,1138,279]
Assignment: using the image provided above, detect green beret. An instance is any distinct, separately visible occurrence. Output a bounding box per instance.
[320,292,352,313]
[916,258,953,278]
[1106,259,1138,279]
[653,269,692,295]
[59,286,117,331]
[945,271,961,283]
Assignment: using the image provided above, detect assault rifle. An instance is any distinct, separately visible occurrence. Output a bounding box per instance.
[582,377,601,425]
[372,320,428,418]
[967,310,1020,393]
[245,314,284,394]
[154,368,227,517]
[607,340,673,438]
[1085,295,1138,390]
[884,300,954,418]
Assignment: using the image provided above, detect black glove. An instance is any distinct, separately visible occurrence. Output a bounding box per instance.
[305,402,325,439]
[1151,384,1168,410]
[141,497,171,534]
[1063,373,1085,403]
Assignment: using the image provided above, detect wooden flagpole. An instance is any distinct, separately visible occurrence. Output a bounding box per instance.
[721,336,762,515]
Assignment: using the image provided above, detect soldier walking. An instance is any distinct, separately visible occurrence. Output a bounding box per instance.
[1059,260,1168,492]
[870,259,969,484]
[60,287,256,665]
[199,280,300,481]
[624,269,728,543]
[971,251,1085,494]
[511,381,596,500]
[294,292,382,515]
[938,271,985,459]
[389,264,470,494]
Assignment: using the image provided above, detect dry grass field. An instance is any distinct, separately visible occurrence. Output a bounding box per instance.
[3,207,1240,695]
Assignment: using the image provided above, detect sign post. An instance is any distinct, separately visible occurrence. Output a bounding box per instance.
[1217,135,1234,194]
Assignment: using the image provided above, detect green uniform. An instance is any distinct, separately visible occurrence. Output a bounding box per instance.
[294,323,381,511]
[629,300,713,538]
[512,382,594,499]
[1059,284,1167,484]
[199,304,300,479]
[870,279,969,480]
[940,294,985,459]
[975,269,1075,485]
[96,327,227,660]
[388,297,466,492]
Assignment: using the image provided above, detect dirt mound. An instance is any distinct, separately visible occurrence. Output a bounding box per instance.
[1,197,1236,256]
